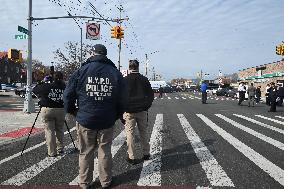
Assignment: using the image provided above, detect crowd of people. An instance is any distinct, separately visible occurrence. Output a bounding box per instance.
[33,44,154,189]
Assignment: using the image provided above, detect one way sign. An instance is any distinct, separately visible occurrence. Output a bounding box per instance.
[86,23,100,40]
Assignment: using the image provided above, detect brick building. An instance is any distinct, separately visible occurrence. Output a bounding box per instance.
[238,60,284,96]
[0,52,23,84]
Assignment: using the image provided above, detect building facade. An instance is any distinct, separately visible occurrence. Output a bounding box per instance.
[238,60,284,95]
[0,52,23,84]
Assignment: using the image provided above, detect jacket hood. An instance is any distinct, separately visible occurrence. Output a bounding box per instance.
[83,55,117,68]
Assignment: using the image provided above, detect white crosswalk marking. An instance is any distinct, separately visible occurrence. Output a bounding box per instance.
[216,114,284,151]
[137,114,163,186]
[234,114,284,135]
[182,97,186,99]
[197,114,284,187]
[154,97,157,100]
[0,127,76,166]
[175,97,179,99]
[2,143,75,186]
[69,130,126,185]
[178,114,234,187]
[276,116,284,120]
[255,115,284,125]
[168,97,171,99]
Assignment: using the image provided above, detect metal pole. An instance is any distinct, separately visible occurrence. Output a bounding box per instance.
[118,8,122,71]
[80,27,83,67]
[24,0,35,113]
[145,53,148,77]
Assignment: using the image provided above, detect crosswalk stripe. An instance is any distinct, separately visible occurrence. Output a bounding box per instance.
[137,114,163,186]
[234,114,284,135]
[182,97,186,99]
[216,114,284,151]
[177,114,234,187]
[0,127,76,166]
[276,116,284,120]
[255,115,284,125]
[197,114,284,187]
[168,97,171,99]
[154,97,157,100]
[69,130,126,185]
[175,97,179,99]
[1,142,75,186]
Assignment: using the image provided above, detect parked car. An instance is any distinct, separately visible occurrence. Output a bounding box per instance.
[225,88,238,98]
[216,87,234,96]
[15,84,37,98]
[0,84,18,91]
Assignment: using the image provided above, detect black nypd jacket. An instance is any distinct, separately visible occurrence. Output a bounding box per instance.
[63,55,127,130]
[33,80,66,108]
[124,72,154,113]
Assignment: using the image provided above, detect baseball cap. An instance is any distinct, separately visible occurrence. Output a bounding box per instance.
[93,44,107,55]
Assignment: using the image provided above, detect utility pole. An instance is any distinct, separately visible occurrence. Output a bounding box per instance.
[118,7,122,71]
[145,53,148,77]
[23,0,35,113]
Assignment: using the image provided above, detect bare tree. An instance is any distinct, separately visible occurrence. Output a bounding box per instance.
[53,41,93,79]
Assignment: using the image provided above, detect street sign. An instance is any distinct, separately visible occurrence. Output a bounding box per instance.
[86,23,100,40]
[15,34,28,40]
[18,25,29,35]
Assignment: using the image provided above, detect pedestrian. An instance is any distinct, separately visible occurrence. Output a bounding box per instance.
[123,59,154,165]
[268,82,278,112]
[63,44,126,189]
[255,86,261,104]
[158,85,163,98]
[247,83,256,107]
[277,84,284,106]
[238,82,246,105]
[265,84,271,106]
[200,81,208,104]
[33,71,66,157]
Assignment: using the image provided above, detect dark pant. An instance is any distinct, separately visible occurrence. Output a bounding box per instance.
[238,92,245,105]
[256,96,260,103]
[270,101,277,112]
[202,92,207,104]
[159,92,163,98]
[266,95,270,106]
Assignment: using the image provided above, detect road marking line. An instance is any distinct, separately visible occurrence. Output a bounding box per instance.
[154,97,157,100]
[234,114,284,135]
[182,97,186,99]
[197,114,284,187]
[168,97,171,99]
[175,97,179,99]
[69,130,126,185]
[216,98,219,100]
[1,142,75,186]
[216,114,284,151]
[0,128,76,166]
[255,115,284,125]
[276,116,284,120]
[178,114,234,187]
[137,114,163,186]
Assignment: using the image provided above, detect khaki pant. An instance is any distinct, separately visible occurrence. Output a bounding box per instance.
[78,124,113,188]
[123,111,150,159]
[41,107,65,156]
[248,95,255,107]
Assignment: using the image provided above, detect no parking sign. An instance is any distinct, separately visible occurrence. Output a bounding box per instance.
[86,23,100,40]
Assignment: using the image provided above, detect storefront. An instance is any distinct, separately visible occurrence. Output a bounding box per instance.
[238,60,284,96]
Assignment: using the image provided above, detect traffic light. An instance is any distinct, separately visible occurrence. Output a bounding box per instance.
[276,45,281,55]
[117,26,124,39]
[111,26,117,38]
[8,49,20,60]
[50,66,54,75]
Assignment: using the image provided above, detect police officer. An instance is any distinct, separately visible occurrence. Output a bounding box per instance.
[33,71,66,157]
[200,81,208,104]
[123,59,154,165]
[64,44,126,189]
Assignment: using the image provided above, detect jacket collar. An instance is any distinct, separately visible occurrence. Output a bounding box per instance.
[83,55,117,68]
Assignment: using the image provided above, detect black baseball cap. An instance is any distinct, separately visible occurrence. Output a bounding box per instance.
[93,44,107,55]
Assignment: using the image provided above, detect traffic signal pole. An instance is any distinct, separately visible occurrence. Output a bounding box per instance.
[118,7,122,71]
[24,0,35,113]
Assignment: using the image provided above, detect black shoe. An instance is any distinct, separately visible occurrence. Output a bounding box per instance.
[57,150,64,155]
[102,181,113,189]
[143,154,150,160]
[48,154,57,158]
[126,157,140,165]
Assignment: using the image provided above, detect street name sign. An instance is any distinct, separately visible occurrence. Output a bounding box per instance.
[18,26,29,35]
[15,34,28,40]
[86,23,100,40]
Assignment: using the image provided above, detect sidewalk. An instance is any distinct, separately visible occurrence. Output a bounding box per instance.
[0,110,45,146]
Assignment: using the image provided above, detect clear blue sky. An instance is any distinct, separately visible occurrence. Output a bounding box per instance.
[1,0,283,81]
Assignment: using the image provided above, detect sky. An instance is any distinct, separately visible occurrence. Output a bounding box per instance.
[0,0,284,81]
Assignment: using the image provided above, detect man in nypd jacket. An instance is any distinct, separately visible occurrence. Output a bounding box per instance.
[63,44,126,189]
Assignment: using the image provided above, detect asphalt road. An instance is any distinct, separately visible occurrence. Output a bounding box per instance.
[0,92,284,188]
